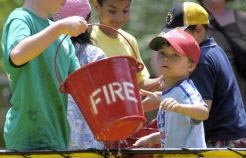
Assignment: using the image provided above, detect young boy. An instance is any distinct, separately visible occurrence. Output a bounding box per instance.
[133,29,208,148]
[198,0,246,108]
[152,2,246,148]
[1,0,87,150]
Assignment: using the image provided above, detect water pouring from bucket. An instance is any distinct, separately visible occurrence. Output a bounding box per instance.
[54,24,146,141]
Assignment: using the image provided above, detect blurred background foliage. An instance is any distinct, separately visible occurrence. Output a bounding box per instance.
[0,0,246,148]
[0,0,23,72]
[1,0,246,74]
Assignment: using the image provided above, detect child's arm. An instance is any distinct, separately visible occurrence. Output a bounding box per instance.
[140,89,162,112]
[139,75,164,91]
[132,132,160,148]
[10,16,87,66]
[161,98,209,121]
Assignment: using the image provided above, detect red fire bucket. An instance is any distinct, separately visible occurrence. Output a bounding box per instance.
[63,56,146,141]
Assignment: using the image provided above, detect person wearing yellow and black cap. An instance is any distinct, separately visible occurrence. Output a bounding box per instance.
[133,29,208,148]
[150,2,246,148]
[151,2,210,76]
[198,0,246,115]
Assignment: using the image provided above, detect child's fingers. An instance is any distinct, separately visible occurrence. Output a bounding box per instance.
[133,133,159,148]
[161,98,173,111]
[161,98,178,112]
[141,95,154,107]
[78,16,88,31]
[132,139,149,148]
[132,139,144,147]
[139,89,152,97]
[140,89,161,105]
[58,16,88,36]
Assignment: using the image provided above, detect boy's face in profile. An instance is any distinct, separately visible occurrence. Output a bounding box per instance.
[157,44,195,79]
[95,0,131,29]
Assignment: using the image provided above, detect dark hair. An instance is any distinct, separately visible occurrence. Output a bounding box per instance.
[161,40,171,47]
[96,0,104,6]
[70,12,92,45]
[96,0,131,6]
[154,39,170,51]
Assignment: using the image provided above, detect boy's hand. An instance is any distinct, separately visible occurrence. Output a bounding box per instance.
[161,98,180,112]
[57,16,88,37]
[141,75,165,91]
[132,134,155,148]
[140,89,162,112]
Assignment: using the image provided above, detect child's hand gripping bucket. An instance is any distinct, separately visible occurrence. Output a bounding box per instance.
[54,24,146,141]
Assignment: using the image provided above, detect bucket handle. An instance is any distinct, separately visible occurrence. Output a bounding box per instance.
[89,23,140,61]
[54,23,144,88]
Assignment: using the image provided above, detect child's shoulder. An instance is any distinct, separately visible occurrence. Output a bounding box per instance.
[6,7,38,25]
[170,79,198,96]
[8,8,30,18]
[91,26,137,43]
[165,79,203,104]
[118,29,136,39]
[117,29,138,44]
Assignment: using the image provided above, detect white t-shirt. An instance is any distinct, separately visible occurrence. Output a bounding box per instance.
[157,79,207,148]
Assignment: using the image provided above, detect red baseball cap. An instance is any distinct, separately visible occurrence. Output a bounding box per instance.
[149,29,200,66]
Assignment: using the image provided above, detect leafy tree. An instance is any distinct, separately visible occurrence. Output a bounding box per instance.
[0,0,246,73]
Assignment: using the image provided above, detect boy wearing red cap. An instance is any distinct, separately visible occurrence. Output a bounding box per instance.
[133,29,209,148]
[162,2,246,148]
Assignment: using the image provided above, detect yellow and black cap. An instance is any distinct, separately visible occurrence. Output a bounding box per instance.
[165,2,209,29]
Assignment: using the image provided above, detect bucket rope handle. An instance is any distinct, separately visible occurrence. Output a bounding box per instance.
[54,23,144,84]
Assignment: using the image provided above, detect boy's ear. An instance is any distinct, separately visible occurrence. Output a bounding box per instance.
[188,61,196,73]
[195,25,204,35]
[191,25,205,44]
